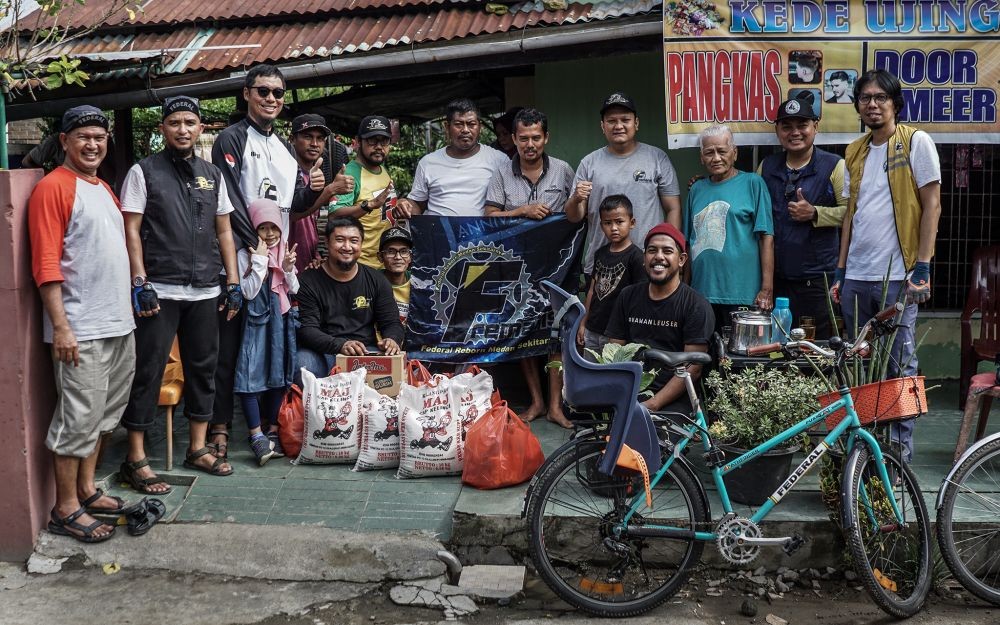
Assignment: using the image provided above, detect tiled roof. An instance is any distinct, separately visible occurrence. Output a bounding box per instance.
[30,1,660,74]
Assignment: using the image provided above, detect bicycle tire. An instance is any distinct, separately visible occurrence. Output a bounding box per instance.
[526,438,708,617]
[842,444,932,618]
[936,436,1000,605]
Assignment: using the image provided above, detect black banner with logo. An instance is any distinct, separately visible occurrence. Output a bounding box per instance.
[405,215,585,363]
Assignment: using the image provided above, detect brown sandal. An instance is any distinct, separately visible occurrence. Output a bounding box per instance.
[207,428,229,459]
[183,446,234,476]
[119,458,173,495]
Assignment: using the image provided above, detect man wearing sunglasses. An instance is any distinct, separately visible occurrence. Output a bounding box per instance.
[209,64,325,458]
[758,95,847,339]
[832,69,941,463]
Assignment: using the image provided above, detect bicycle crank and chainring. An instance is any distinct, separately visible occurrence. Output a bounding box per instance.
[716,514,762,565]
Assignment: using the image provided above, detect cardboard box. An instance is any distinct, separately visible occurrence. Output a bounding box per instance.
[336,353,406,397]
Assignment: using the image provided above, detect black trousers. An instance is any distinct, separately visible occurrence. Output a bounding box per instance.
[774,274,835,339]
[212,304,245,426]
[121,298,220,431]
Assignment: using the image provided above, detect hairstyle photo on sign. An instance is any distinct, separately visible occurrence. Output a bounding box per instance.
[825,69,857,104]
[789,50,823,85]
[788,89,822,119]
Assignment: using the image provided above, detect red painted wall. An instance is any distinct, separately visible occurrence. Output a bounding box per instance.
[0,168,55,561]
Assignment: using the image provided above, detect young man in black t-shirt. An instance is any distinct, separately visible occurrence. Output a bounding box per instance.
[605,223,714,414]
[578,194,646,361]
[296,217,404,380]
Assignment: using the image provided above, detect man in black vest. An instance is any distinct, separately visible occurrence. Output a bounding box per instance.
[758,96,847,339]
[118,96,243,490]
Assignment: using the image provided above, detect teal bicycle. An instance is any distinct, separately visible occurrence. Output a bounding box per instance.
[524,282,932,619]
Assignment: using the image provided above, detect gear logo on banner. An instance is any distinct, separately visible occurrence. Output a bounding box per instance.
[431,243,533,345]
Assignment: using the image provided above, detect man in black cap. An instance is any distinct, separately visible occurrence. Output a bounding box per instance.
[332,115,398,269]
[565,92,681,280]
[758,95,846,339]
[377,226,413,325]
[288,113,353,272]
[117,96,243,486]
[29,105,134,542]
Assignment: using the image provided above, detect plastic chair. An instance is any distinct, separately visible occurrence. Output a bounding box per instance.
[160,338,184,471]
[954,372,999,462]
[959,246,1000,409]
[542,281,661,478]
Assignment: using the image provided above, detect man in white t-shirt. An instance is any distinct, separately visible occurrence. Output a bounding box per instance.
[393,98,508,218]
[119,97,242,486]
[831,69,942,462]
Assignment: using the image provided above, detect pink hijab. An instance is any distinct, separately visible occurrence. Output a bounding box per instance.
[247,199,292,315]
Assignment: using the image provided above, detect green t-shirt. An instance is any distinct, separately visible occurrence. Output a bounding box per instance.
[332,160,393,269]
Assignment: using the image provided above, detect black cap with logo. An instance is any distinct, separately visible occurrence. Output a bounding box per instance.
[775,95,820,122]
[291,113,332,136]
[358,115,391,139]
[379,226,412,250]
[162,96,201,120]
[62,105,110,132]
[600,92,637,116]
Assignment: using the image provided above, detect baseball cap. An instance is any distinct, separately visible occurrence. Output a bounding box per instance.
[291,113,331,135]
[62,105,109,133]
[379,226,412,250]
[162,96,200,120]
[600,92,637,116]
[775,95,819,122]
[358,115,391,139]
[644,223,687,254]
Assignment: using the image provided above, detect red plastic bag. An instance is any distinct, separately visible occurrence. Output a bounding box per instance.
[277,384,304,458]
[462,401,545,489]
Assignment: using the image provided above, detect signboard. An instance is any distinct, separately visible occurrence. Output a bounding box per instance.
[405,215,584,363]
[662,0,1000,147]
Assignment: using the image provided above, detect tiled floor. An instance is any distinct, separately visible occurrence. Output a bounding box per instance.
[95,381,998,539]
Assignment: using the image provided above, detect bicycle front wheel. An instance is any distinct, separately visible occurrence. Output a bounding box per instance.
[936,436,1000,605]
[843,444,932,618]
[525,438,708,617]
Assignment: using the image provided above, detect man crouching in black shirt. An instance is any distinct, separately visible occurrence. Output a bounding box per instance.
[605,223,714,414]
[296,216,404,379]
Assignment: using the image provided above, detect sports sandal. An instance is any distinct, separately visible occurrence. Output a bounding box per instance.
[183,446,234,476]
[119,458,173,495]
[81,488,128,515]
[207,428,230,459]
[124,498,166,537]
[48,507,116,543]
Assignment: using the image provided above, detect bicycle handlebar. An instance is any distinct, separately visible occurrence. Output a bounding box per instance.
[746,342,782,356]
[745,340,835,358]
[875,302,904,322]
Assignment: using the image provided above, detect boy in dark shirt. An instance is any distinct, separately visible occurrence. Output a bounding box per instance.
[577,194,646,361]
[296,216,404,379]
[605,223,714,414]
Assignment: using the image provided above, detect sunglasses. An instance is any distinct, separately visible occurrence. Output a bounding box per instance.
[784,169,801,200]
[253,86,286,100]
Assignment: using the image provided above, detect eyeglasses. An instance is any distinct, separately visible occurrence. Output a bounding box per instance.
[858,93,890,105]
[253,86,286,100]
[382,249,411,258]
[784,169,801,200]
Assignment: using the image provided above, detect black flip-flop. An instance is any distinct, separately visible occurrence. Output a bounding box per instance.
[124,498,166,537]
[81,488,128,516]
[48,507,116,543]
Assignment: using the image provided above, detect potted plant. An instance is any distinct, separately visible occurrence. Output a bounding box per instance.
[704,360,826,505]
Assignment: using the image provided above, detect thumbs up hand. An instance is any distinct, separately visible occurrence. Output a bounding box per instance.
[327,165,355,196]
[309,156,325,191]
[787,187,816,222]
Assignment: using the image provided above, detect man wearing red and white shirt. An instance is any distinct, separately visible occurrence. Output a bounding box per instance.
[28,105,135,543]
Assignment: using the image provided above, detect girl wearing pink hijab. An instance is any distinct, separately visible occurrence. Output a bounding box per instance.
[235,199,300,465]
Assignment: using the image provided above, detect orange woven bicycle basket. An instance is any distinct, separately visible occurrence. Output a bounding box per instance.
[818,376,927,430]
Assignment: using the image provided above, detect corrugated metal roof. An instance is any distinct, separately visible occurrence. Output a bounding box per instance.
[39,2,656,74]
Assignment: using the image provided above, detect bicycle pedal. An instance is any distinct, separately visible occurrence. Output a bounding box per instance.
[782,533,806,556]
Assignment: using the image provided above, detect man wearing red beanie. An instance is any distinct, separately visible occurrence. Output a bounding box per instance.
[604,222,714,414]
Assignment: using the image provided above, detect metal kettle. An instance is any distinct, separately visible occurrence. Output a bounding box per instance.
[727,308,773,355]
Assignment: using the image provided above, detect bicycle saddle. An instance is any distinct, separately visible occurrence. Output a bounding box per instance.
[644,348,712,369]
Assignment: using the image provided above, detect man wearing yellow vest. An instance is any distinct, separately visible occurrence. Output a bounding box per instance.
[830,69,941,462]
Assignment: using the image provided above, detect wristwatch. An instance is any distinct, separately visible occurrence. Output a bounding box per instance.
[132,276,147,287]
[360,200,373,213]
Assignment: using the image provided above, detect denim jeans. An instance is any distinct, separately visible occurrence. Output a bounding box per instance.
[840,278,919,461]
[295,347,337,386]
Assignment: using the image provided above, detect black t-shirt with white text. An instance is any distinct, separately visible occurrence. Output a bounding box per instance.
[586,242,646,335]
[605,281,714,392]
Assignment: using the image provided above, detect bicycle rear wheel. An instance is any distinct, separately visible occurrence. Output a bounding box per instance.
[936,436,1000,605]
[843,444,932,618]
[525,438,708,617]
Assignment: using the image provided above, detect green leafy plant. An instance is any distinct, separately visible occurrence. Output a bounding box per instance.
[704,360,824,449]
